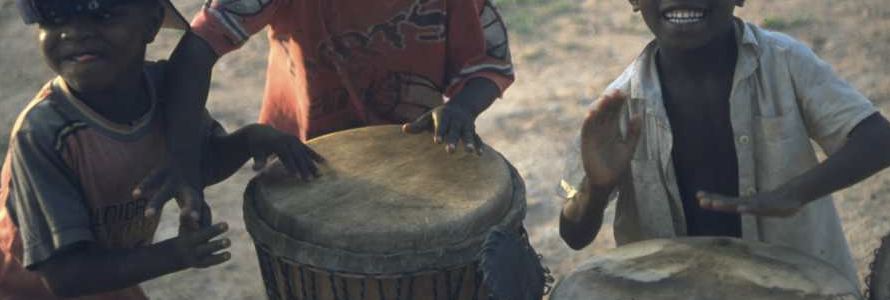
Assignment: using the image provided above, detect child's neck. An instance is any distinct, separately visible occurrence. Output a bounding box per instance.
[656,26,738,80]
[72,65,152,125]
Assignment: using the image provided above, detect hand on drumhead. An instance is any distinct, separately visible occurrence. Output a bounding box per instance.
[243,124,325,180]
[170,222,232,269]
[697,191,804,217]
[134,167,211,232]
[402,103,484,155]
[581,90,642,188]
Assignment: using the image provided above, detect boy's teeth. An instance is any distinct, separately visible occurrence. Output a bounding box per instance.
[664,9,705,24]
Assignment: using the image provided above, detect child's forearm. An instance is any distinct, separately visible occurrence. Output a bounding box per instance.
[775,113,890,205]
[201,126,254,186]
[448,77,501,117]
[35,240,185,298]
[165,32,221,188]
[560,177,614,250]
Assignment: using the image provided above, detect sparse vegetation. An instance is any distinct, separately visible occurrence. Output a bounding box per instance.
[761,16,810,30]
[493,0,582,37]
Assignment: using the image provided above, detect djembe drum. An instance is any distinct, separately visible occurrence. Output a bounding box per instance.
[550,237,863,300]
[244,125,541,300]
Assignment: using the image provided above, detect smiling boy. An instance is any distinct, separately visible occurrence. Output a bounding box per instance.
[559,0,890,286]
[0,0,318,298]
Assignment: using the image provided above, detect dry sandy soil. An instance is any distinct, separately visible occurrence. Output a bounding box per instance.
[1,0,889,299]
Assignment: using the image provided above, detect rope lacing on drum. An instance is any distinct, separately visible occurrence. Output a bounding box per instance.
[865,231,890,300]
[261,259,489,300]
[539,253,556,296]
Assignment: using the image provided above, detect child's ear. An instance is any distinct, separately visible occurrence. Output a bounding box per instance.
[628,0,640,12]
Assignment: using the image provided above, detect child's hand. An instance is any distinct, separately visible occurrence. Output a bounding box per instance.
[580,90,642,188]
[697,191,804,217]
[242,124,324,180]
[134,167,210,231]
[402,103,484,155]
[171,222,231,269]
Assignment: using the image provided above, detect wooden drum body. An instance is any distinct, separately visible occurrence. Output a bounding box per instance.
[550,237,863,300]
[244,125,528,300]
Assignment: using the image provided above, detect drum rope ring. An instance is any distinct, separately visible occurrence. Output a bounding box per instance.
[258,241,500,300]
[866,231,890,300]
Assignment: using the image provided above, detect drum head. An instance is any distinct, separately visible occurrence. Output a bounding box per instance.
[244,125,525,274]
[551,238,862,300]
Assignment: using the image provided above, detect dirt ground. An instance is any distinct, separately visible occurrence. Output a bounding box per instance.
[1,0,889,299]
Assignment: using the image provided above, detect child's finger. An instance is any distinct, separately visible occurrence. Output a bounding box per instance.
[444,124,461,154]
[697,192,745,213]
[132,167,170,200]
[276,145,300,175]
[194,252,231,269]
[461,125,477,154]
[192,222,229,243]
[288,141,313,180]
[306,146,326,164]
[434,113,449,144]
[624,113,644,155]
[595,90,627,123]
[291,141,315,180]
[178,189,206,231]
[302,150,321,178]
[195,238,231,257]
[474,134,485,155]
[144,180,176,218]
[198,202,213,228]
[402,111,434,134]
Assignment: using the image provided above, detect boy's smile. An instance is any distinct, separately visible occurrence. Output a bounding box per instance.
[633,0,743,50]
[55,39,110,75]
[662,6,707,26]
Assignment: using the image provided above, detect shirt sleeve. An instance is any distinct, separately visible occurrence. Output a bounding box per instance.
[189,0,290,56]
[7,128,92,269]
[788,42,878,154]
[444,0,515,98]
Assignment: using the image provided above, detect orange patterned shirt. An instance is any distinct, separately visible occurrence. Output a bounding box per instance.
[191,0,514,140]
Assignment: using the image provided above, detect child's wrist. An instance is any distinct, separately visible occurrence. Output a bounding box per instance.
[772,185,808,206]
[155,237,191,271]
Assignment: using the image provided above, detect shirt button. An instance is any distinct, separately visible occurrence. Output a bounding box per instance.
[738,135,751,145]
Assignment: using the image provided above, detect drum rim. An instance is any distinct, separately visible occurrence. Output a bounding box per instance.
[243,148,527,275]
[549,237,864,300]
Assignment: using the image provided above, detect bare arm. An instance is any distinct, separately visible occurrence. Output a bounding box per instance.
[782,114,890,203]
[558,91,641,249]
[700,113,890,216]
[35,223,229,298]
[560,179,614,249]
[201,124,324,186]
[164,32,219,188]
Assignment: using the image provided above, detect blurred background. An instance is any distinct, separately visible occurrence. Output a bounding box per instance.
[1,0,889,298]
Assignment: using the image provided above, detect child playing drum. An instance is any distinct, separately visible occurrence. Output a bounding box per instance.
[0,0,317,298]
[559,0,890,286]
[143,0,515,229]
